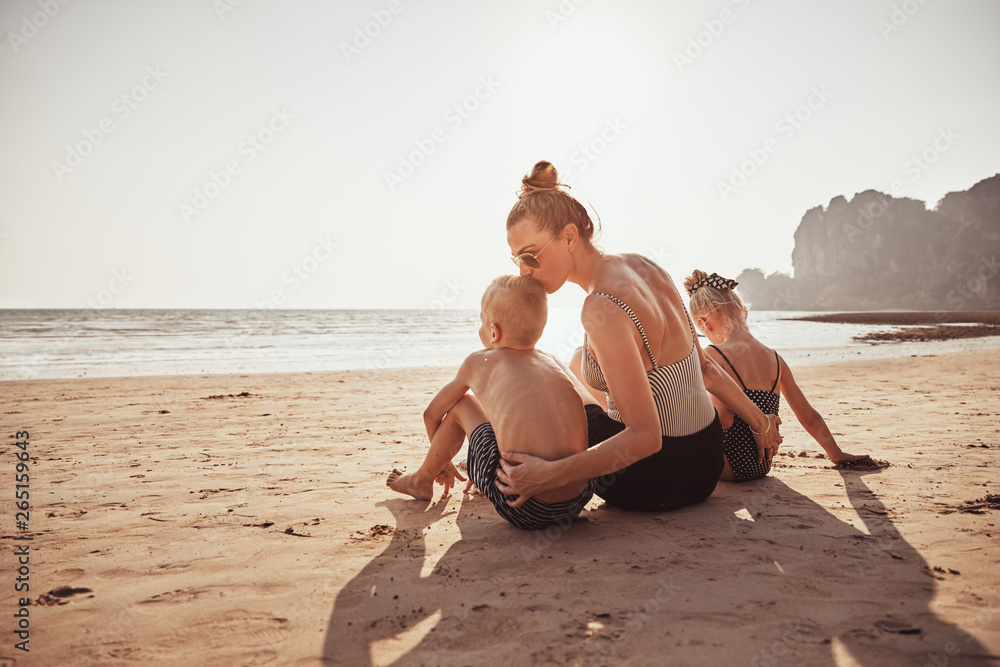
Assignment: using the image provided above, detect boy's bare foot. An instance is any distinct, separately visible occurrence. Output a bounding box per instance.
[387,468,434,501]
[829,451,871,464]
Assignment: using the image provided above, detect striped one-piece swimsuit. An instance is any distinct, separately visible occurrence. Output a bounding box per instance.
[583,293,717,437]
[580,293,724,511]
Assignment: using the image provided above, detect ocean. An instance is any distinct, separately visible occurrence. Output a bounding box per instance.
[0,308,995,382]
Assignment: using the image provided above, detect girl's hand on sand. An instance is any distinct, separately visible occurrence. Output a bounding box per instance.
[829,451,870,464]
[496,452,552,508]
[752,414,783,463]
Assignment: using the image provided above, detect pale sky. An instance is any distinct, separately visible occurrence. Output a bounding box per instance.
[1,0,998,310]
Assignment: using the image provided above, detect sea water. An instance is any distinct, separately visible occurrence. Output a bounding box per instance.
[0,308,996,381]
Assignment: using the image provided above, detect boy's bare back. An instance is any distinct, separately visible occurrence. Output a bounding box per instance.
[458,347,589,503]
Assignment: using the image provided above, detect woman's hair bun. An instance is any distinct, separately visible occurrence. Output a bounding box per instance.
[519,160,564,197]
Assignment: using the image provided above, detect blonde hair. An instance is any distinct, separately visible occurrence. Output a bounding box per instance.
[505,161,599,245]
[482,275,548,348]
[684,269,749,339]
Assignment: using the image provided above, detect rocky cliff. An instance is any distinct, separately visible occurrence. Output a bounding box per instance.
[738,174,1000,310]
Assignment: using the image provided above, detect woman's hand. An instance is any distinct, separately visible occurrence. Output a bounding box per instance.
[752,413,783,463]
[495,452,559,508]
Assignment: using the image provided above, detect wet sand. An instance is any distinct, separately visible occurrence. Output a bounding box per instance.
[789,311,1000,326]
[790,311,1000,344]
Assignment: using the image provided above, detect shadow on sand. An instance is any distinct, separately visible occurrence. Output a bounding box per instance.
[323,471,995,665]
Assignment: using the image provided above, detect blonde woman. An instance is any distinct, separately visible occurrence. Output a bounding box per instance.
[494,161,782,510]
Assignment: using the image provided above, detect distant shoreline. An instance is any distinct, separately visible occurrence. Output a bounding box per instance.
[786,311,1000,325]
[786,311,1000,342]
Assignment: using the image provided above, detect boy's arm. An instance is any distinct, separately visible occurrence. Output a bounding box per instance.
[423,354,479,441]
[777,356,869,463]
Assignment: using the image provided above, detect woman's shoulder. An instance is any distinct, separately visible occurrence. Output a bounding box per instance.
[620,252,669,276]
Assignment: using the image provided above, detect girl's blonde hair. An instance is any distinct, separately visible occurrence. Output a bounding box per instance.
[505,161,599,245]
[683,270,749,339]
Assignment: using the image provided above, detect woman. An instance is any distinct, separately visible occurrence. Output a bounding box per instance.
[495,161,782,511]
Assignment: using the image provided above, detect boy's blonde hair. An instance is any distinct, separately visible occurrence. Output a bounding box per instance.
[684,270,749,339]
[482,275,547,348]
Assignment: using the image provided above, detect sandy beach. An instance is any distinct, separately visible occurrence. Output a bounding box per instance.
[2,348,999,666]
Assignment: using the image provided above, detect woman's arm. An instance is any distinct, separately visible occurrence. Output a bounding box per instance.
[696,338,782,462]
[777,356,869,463]
[702,346,735,429]
[496,298,663,507]
[569,346,608,410]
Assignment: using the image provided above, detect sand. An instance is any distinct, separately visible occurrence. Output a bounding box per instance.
[2,349,999,666]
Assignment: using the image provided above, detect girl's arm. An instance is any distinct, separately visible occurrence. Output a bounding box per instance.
[777,355,869,463]
[696,337,782,462]
[496,297,663,507]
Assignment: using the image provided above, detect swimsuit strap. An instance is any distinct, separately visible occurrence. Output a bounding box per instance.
[683,307,698,337]
[592,292,658,368]
[708,344,747,390]
[770,350,781,393]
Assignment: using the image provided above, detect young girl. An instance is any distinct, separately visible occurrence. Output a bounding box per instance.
[684,270,869,481]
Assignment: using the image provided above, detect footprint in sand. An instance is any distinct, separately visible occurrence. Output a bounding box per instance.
[160,610,291,650]
[35,586,93,606]
[141,588,208,604]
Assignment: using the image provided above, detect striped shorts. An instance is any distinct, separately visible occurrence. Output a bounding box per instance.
[466,422,593,531]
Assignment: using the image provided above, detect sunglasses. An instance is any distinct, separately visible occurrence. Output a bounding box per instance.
[510,233,559,269]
